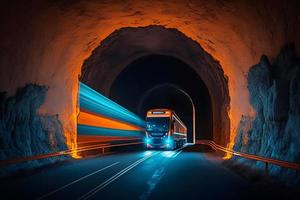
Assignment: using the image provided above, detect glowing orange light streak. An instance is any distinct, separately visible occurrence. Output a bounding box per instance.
[78,111,143,131]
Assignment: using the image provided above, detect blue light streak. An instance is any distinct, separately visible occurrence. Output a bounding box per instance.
[79,82,145,127]
[78,82,145,137]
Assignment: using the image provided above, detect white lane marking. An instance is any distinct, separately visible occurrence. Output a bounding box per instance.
[140,146,187,200]
[139,167,166,200]
[172,150,183,158]
[173,144,188,153]
[37,162,120,200]
[77,152,160,200]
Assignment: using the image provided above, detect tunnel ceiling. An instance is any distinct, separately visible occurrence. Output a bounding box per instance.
[81,26,229,145]
[0,0,299,148]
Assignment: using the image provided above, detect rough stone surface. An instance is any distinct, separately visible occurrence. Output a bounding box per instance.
[233,44,300,185]
[0,84,68,176]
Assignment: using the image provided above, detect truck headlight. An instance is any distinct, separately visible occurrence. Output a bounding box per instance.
[165,138,172,145]
[145,138,151,144]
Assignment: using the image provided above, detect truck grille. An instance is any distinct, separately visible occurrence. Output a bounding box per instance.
[152,138,163,144]
[150,132,164,137]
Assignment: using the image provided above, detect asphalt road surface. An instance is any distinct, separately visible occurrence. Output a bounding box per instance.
[0,145,261,200]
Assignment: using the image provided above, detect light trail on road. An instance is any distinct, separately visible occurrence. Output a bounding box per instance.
[77,152,161,200]
[0,145,264,200]
[37,162,120,200]
[78,145,188,200]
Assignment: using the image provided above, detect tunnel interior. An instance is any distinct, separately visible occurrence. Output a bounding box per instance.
[80,26,230,145]
[109,55,212,143]
[1,0,300,192]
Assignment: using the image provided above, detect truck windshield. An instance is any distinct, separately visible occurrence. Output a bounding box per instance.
[146,117,170,132]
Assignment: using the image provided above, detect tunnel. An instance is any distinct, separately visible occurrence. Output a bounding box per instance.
[1,1,300,199]
[109,55,212,144]
[80,26,230,146]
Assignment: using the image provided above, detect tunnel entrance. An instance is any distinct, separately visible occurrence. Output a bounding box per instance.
[109,55,210,143]
[80,25,230,146]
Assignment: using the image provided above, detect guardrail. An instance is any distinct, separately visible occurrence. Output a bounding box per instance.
[4,138,299,173]
[197,140,300,172]
[0,141,143,166]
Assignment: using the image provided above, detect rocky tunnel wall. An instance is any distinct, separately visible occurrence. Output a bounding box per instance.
[232,44,300,184]
[0,0,299,158]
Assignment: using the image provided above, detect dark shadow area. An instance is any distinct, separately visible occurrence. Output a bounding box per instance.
[183,144,215,153]
[223,159,300,200]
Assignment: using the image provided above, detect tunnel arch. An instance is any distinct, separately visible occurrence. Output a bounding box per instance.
[108,54,212,143]
[80,25,230,146]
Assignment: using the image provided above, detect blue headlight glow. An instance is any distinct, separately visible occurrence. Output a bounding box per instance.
[145,137,151,144]
[165,138,172,144]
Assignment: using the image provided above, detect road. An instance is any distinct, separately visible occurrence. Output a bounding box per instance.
[0,145,261,200]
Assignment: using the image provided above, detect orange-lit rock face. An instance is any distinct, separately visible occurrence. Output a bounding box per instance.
[0,0,299,149]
